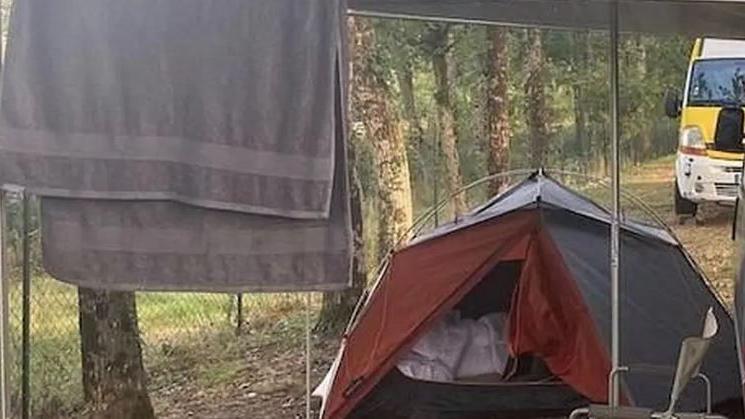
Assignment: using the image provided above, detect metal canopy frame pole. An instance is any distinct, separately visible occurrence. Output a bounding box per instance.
[609,0,622,408]
[236,293,244,334]
[0,191,8,419]
[305,293,312,419]
[20,192,31,419]
[0,6,9,419]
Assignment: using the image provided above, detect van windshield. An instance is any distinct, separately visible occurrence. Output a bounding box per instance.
[688,58,745,106]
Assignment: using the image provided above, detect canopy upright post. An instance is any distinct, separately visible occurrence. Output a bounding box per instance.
[609,0,622,408]
[433,130,440,227]
[305,293,312,419]
[20,192,31,419]
[0,190,8,419]
[0,7,8,419]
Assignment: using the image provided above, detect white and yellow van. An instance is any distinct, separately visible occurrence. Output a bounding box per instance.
[668,38,745,219]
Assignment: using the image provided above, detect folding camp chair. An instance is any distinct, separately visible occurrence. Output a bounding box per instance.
[569,405,728,419]
[569,308,728,419]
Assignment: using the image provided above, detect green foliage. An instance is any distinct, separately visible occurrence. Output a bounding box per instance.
[353,22,692,219]
[347,22,694,275]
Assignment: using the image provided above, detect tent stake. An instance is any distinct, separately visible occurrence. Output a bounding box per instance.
[0,191,8,419]
[609,0,622,408]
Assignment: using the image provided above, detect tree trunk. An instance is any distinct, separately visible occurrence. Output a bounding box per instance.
[316,163,367,334]
[637,38,651,164]
[485,27,511,196]
[350,18,413,262]
[602,130,610,176]
[79,288,154,419]
[429,24,467,216]
[397,63,424,146]
[572,31,590,171]
[524,29,550,169]
[316,18,370,333]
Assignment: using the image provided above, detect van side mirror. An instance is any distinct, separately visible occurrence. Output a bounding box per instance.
[665,90,682,118]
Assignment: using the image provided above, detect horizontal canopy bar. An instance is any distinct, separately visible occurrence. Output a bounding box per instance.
[348,0,745,37]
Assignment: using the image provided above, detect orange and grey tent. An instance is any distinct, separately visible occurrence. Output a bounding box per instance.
[316,173,740,419]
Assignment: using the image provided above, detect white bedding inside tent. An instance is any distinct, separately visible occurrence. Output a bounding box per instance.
[396,311,509,382]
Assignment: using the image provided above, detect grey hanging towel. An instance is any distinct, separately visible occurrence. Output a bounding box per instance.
[0,0,344,219]
[40,124,352,292]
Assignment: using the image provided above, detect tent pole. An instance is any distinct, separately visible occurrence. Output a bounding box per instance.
[609,0,622,408]
[0,190,8,419]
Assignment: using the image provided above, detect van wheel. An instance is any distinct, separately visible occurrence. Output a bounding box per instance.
[674,180,697,219]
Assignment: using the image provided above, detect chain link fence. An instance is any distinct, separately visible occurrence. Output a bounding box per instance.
[5,278,314,418]
[1,193,318,418]
[5,276,257,417]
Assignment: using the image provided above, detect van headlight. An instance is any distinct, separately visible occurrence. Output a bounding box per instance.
[679,126,706,155]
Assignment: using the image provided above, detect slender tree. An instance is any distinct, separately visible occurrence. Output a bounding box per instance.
[397,63,425,145]
[524,29,551,169]
[427,24,467,216]
[572,31,591,171]
[351,18,413,261]
[377,21,425,147]
[316,18,369,332]
[485,27,512,195]
[315,163,367,334]
[632,36,651,166]
[525,29,549,168]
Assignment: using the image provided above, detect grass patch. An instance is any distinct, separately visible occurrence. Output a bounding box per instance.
[4,273,316,417]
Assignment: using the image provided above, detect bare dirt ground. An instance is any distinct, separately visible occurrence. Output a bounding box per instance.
[153,156,737,419]
[154,340,337,419]
[151,312,340,419]
[625,157,736,304]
